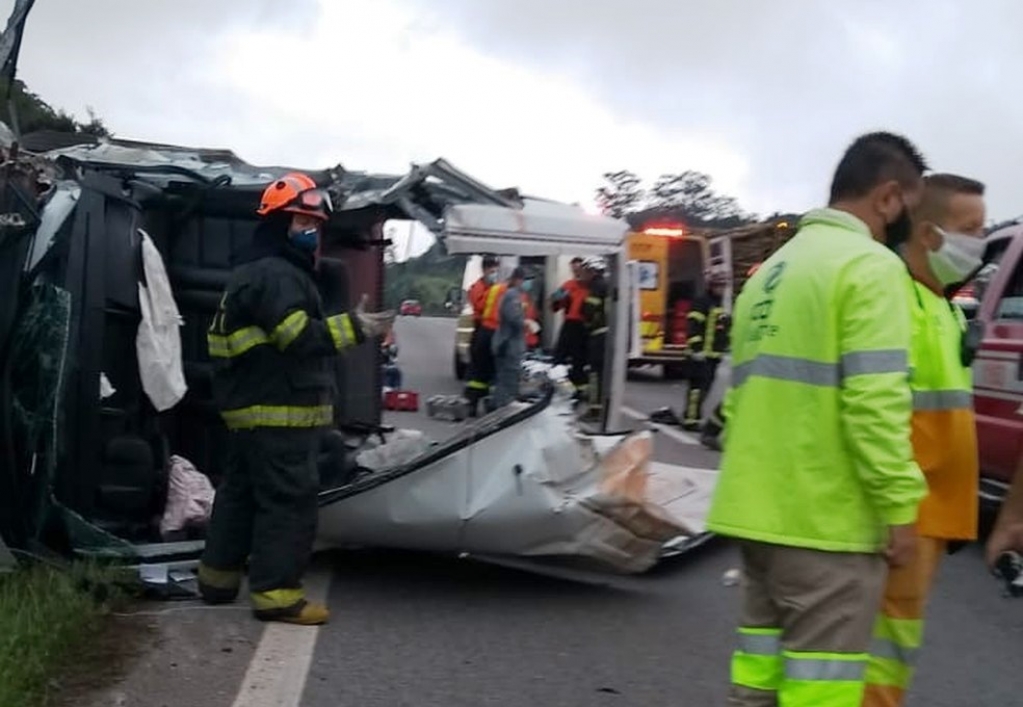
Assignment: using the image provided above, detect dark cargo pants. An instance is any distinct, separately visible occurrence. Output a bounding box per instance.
[199,427,320,611]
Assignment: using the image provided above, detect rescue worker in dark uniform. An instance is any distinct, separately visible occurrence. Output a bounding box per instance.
[580,256,609,419]
[699,263,757,449]
[464,256,501,415]
[682,271,729,431]
[551,256,589,391]
[197,172,394,626]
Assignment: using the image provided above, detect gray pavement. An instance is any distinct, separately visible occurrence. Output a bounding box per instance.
[302,316,1022,707]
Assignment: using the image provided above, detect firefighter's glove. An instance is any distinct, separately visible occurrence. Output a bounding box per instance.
[355,294,396,338]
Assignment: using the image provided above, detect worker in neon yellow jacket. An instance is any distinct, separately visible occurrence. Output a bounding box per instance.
[707,132,929,707]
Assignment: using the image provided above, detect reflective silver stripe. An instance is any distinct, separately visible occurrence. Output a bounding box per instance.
[738,633,780,656]
[785,657,866,681]
[870,637,919,667]
[912,389,972,411]
[733,350,908,388]
[591,327,609,335]
[842,349,907,377]
[733,355,839,387]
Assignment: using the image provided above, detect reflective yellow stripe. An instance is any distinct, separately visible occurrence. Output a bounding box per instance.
[466,380,490,391]
[326,313,358,350]
[732,627,783,692]
[208,326,272,358]
[272,310,309,350]
[688,311,707,321]
[251,588,305,611]
[220,404,333,430]
[866,615,922,688]
[197,563,242,590]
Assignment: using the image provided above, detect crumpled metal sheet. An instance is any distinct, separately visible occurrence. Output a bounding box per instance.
[315,394,689,575]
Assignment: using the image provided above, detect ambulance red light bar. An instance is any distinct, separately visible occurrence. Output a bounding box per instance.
[641,224,686,237]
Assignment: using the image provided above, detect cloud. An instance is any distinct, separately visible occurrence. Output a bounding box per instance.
[7,0,1022,224]
[389,0,1023,219]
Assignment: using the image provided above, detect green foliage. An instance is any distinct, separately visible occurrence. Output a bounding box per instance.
[0,78,111,137]
[595,169,757,228]
[0,561,131,707]
[384,238,467,316]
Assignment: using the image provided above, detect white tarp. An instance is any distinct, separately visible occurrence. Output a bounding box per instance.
[315,393,694,574]
[443,199,629,257]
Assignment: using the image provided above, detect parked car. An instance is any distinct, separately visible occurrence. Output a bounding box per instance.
[400,299,422,316]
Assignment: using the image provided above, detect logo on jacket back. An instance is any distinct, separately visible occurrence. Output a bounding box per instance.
[747,261,787,343]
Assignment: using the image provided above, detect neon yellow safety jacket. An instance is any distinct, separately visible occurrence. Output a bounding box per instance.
[707,208,927,553]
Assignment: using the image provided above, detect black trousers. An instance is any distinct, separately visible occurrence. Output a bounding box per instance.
[684,358,720,425]
[555,319,588,387]
[201,427,320,597]
[464,326,496,404]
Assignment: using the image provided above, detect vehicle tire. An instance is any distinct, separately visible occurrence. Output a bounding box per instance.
[663,363,687,380]
[454,350,468,381]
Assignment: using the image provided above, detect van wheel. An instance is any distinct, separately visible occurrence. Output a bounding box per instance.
[454,351,468,381]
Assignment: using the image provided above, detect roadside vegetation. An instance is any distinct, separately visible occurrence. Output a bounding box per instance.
[0,561,134,707]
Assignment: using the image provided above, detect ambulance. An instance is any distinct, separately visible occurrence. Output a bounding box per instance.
[625,222,730,379]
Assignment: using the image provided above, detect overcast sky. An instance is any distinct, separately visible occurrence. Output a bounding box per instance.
[12,0,1022,257]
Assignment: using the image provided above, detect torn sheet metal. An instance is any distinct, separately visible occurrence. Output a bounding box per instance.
[316,389,693,575]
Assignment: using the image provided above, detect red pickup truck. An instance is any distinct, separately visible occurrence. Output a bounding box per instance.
[968,223,1023,510]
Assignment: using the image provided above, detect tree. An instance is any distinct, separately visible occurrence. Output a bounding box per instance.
[595,170,643,218]
[646,170,745,224]
[595,168,757,229]
[0,78,112,137]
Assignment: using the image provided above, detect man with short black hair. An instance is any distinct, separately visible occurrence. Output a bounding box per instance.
[861,173,987,707]
[708,131,930,707]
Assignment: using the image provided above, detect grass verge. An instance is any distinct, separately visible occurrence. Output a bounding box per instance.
[0,561,134,707]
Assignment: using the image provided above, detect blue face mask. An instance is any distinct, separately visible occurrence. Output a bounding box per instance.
[290,227,319,253]
[521,279,534,293]
[485,271,498,284]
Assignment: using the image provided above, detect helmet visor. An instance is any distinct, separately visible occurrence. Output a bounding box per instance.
[294,188,333,214]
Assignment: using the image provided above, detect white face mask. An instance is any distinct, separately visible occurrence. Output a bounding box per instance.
[927,227,986,287]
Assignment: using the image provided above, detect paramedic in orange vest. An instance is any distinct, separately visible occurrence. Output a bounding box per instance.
[463,255,500,414]
[551,256,589,388]
[860,173,988,707]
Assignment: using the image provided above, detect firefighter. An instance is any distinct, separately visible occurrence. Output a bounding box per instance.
[861,174,988,707]
[682,271,729,432]
[579,256,609,419]
[491,267,529,408]
[700,262,761,450]
[551,256,589,391]
[463,255,501,415]
[197,172,395,626]
[707,132,929,706]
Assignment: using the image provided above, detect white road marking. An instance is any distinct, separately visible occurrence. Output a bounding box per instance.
[620,406,700,446]
[231,567,332,707]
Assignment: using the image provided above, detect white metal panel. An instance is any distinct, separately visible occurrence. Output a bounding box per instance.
[443,199,628,256]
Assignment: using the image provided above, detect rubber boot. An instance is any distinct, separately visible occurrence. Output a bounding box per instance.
[253,599,330,626]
